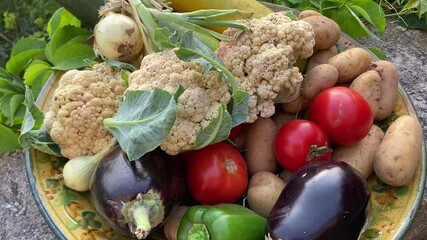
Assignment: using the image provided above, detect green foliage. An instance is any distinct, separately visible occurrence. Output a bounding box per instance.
[262,0,427,36]
[0,0,61,67]
[0,7,96,152]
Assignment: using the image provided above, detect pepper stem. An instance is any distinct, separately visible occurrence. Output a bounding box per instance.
[188,223,210,240]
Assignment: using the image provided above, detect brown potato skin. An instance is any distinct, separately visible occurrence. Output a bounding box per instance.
[163,205,189,240]
[302,63,338,100]
[302,15,341,51]
[370,60,399,121]
[247,171,286,218]
[332,124,384,179]
[306,47,338,71]
[374,115,423,186]
[327,47,373,83]
[298,9,321,19]
[280,95,311,114]
[350,70,382,116]
[271,111,296,130]
[245,117,278,176]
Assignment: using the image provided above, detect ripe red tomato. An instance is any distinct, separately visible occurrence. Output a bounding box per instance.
[308,87,373,146]
[274,119,332,172]
[228,123,248,140]
[184,141,248,205]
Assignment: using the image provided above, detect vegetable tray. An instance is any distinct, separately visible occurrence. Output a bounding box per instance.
[25,3,426,240]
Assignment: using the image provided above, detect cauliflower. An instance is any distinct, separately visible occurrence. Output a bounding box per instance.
[215,12,315,122]
[128,50,231,155]
[43,63,126,159]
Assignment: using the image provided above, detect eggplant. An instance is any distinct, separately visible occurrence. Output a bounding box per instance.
[266,161,371,240]
[90,146,185,239]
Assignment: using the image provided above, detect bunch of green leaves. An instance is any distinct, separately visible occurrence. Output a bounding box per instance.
[380,0,427,29]
[0,0,61,67]
[0,8,96,152]
[261,0,387,38]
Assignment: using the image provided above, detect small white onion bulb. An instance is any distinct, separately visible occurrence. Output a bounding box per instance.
[94,13,144,62]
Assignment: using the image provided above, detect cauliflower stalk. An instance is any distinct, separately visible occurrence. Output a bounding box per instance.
[216,12,315,122]
[43,63,126,159]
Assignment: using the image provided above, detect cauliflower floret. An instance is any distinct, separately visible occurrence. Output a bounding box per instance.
[215,12,315,122]
[128,50,231,155]
[43,63,126,159]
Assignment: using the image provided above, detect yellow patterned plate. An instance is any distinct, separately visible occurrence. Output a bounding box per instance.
[25,4,426,240]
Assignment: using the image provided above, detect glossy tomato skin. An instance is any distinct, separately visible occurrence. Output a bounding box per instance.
[308,87,373,146]
[274,119,331,172]
[184,141,248,205]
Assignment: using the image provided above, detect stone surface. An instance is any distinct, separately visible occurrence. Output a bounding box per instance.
[0,20,426,240]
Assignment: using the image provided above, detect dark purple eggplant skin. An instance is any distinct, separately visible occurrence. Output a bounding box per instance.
[266,161,371,240]
[90,146,185,239]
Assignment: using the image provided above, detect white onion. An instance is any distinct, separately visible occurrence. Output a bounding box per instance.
[94,13,144,62]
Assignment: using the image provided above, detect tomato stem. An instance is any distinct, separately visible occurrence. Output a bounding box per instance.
[307,144,332,162]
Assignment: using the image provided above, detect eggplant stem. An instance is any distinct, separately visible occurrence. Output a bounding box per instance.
[121,189,165,239]
[133,206,151,239]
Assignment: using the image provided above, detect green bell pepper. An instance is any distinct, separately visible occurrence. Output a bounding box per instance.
[177,203,267,240]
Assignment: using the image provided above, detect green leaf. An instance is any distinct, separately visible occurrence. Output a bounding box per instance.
[398,13,427,29]
[103,89,177,160]
[18,87,45,150]
[349,0,386,33]
[22,60,54,97]
[0,67,25,94]
[46,25,92,63]
[47,8,81,38]
[24,129,62,157]
[323,6,370,38]
[192,104,232,150]
[229,90,250,127]
[51,43,96,70]
[6,49,46,76]
[0,124,22,151]
[10,37,46,57]
[369,48,389,60]
[0,93,25,126]
[23,60,52,86]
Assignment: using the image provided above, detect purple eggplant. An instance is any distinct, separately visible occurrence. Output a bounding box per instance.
[266,161,371,240]
[90,146,185,239]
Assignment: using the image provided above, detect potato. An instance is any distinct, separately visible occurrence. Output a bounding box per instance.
[327,47,373,83]
[163,205,189,240]
[247,171,286,218]
[302,63,338,100]
[279,169,293,183]
[349,70,382,116]
[298,9,321,19]
[332,124,384,179]
[306,47,338,71]
[370,60,399,121]
[374,115,423,186]
[271,111,296,130]
[245,117,278,176]
[280,95,311,114]
[301,15,341,51]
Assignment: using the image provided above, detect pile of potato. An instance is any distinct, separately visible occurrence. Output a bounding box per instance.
[238,10,424,218]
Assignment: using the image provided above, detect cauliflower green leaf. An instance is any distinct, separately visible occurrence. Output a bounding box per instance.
[103,89,177,160]
[192,104,232,150]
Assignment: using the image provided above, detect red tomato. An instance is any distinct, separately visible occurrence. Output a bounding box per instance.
[308,87,373,146]
[274,119,331,172]
[184,141,248,205]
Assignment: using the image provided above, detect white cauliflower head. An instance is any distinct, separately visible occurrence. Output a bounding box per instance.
[43,63,126,159]
[128,50,231,155]
[215,12,315,122]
